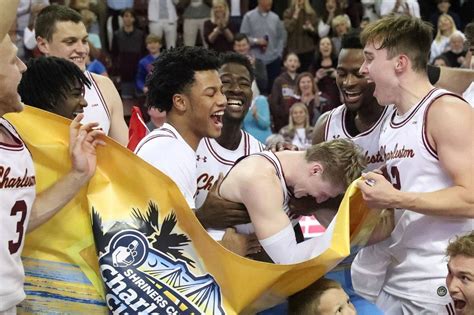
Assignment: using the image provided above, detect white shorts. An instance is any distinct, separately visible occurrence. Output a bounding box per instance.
[376,290,456,315]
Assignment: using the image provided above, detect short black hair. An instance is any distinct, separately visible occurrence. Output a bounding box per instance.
[233,33,249,44]
[36,4,83,41]
[146,46,220,112]
[341,30,363,50]
[18,56,90,113]
[219,51,255,81]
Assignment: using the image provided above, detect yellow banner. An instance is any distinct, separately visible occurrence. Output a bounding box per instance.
[7,106,379,314]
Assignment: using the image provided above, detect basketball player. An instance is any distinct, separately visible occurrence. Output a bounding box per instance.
[0,2,105,313]
[446,232,474,315]
[311,31,388,315]
[134,45,226,210]
[18,56,90,119]
[194,52,264,238]
[35,5,128,145]
[356,15,474,314]
[218,139,366,264]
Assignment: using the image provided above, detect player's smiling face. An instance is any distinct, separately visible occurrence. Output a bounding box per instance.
[185,70,226,140]
[447,255,474,315]
[219,62,253,122]
[37,21,89,71]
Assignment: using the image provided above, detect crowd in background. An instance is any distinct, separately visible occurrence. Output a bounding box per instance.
[9,0,474,148]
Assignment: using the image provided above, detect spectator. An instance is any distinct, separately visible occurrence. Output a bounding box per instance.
[279,102,314,150]
[331,14,351,54]
[233,32,268,94]
[136,34,162,95]
[318,0,345,38]
[430,0,462,34]
[283,0,318,73]
[105,0,133,51]
[226,0,249,29]
[204,0,237,52]
[378,0,420,17]
[441,30,467,67]
[311,36,340,111]
[432,54,452,67]
[242,95,272,143]
[86,54,109,76]
[81,8,101,49]
[430,14,458,63]
[269,52,300,132]
[179,0,212,47]
[240,0,287,94]
[148,0,178,49]
[446,232,474,315]
[111,8,145,99]
[293,71,322,125]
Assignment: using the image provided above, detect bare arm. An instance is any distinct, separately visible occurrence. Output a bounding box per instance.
[0,0,20,41]
[29,115,106,231]
[358,96,474,217]
[312,111,330,144]
[92,73,128,146]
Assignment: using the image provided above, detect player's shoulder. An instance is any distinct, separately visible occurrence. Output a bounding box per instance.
[89,72,115,90]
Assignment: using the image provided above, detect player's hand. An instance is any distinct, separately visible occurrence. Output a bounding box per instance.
[220,228,261,257]
[69,114,106,184]
[195,173,250,229]
[267,141,299,152]
[357,172,401,209]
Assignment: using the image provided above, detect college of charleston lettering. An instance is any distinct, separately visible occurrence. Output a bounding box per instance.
[380,144,415,161]
[0,166,36,189]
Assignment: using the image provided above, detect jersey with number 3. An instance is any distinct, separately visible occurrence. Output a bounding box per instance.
[0,118,36,310]
[379,88,474,304]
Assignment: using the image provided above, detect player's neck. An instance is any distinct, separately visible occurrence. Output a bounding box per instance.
[396,72,433,115]
[216,118,243,150]
[356,99,385,125]
[0,125,17,145]
[166,118,201,151]
[276,150,306,186]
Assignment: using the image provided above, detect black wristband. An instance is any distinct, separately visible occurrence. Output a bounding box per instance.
[427,64,441,85]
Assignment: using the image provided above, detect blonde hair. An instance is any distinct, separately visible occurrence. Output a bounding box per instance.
[210,0,229,25]
[331,14,351,33]
[435,14,457,43]
[288,102,310,129]
[447,232,474,259]
[146,33,162,45]
[361,15,433,72]
[305,139,366,188]
[290,0,316,15]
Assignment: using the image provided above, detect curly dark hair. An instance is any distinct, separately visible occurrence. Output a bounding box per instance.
[219,51,254,82]
[18,56,90,113]
[146,46,220,112]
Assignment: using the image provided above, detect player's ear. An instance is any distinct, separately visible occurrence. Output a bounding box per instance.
[395,54,409,73]
[36,36,50,55]
[172,93,187,112]
[311,162,323,176]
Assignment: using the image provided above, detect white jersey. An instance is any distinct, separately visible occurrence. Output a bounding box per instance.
[231,151,296,235]
[325,104,394,171]
[82,71,111,135]
[380,88,474,304]
[135,123,197,209]
[0,118,36,311]
[195,130,265,208]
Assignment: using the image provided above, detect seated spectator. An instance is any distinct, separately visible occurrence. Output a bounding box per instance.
[331,14,351,54]
[242,95,272,144]
[136,34,162,95]
[311,36,340,112]
[283,0,317,73]
[279,102,314,150]
[432,54,452,67]
[80,8,101,49]
[430,0,462,34]
[269,52,300,132]
[441,30,467,67]
[289,278,356,315]
[233,33,268,94]
[86,54,108,76]
[446,232,474,315]
[204,0,237,52]
[430,14,458,63]
[293,72,322,125]
[18,56,89,119]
